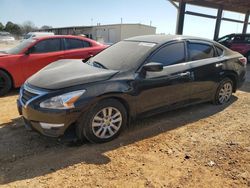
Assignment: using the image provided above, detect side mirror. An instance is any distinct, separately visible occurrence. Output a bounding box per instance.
[142,62,163,72]
[25,46,35,55]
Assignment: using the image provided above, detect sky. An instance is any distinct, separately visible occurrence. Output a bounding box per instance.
[0,0,248,39]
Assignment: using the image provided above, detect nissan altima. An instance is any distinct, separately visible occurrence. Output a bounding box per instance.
[17,35,247,143]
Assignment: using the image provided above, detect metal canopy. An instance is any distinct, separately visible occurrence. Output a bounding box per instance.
[174,0,250,14]
[170,0,250,40]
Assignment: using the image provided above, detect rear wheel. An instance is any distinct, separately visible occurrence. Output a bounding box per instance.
[76,99,127,143]
[213,78,233,105]
[0,70,12,96]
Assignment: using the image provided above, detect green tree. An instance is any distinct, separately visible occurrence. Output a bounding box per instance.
[4,21,15,32]
[12,24,22,35]
[0,22,4,31]
[4,21,22,35]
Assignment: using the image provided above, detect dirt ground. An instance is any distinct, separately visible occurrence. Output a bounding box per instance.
[0,44,249,187]
[0,41,20,51]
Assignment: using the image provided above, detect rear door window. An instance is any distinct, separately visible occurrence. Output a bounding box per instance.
[32,38,61,53]
[65,38,91,50]
[188,42,215,61]
[148,42,186,66]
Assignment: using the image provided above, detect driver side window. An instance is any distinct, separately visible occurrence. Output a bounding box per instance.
[148,42,185,66]
[31,39,61,53]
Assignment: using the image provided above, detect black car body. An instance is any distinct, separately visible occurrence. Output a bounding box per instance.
[17,35,247,143]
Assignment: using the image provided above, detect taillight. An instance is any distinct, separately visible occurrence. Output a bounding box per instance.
[238,57,247,66]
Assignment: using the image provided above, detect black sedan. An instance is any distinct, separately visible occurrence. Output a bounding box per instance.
[17,35,247,143]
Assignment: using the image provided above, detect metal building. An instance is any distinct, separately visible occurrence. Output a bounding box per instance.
[170,0,250,40]
[39,23,156,44]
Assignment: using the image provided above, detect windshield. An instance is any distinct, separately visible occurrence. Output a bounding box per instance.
[5,39,35,54]
[23,34,32,39]
[89,41,156,71]
[217,35,233,43]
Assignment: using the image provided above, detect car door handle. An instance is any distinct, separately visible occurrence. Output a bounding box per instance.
[179,71,191,77]
[216,63,223,67]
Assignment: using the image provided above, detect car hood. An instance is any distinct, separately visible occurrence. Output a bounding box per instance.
[27,59,118,90]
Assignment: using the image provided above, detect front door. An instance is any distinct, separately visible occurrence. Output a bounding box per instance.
[21,38,64,81]
[135,41,194,114]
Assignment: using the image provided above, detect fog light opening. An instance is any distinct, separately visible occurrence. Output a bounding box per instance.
[40,122,64,129]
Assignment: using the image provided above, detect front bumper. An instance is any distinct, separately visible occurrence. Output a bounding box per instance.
[17,99,81,137]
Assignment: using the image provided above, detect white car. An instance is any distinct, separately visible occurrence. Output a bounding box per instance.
[0,32,15,43]
[23,32,54,40]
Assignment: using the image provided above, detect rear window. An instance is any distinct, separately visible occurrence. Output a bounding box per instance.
[188,43,215,61]
[65,38,91,50]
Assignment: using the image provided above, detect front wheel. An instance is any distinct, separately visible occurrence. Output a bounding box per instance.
[213,78,233,105]
[0,70,12,96]
[76,99,127,143]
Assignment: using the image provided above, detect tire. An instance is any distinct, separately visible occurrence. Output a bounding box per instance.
[76,99,127,143]
[213,78,233,105]
[246,52,250,63]
[0,70,12,96]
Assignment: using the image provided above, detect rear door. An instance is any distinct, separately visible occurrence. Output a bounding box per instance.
[186,40,222,102]
[136,41,194,114]
[63,38,93,59]
[22,38,64,80]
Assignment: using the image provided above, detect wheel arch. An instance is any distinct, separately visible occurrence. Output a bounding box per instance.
[95,93,135,125]
[222,72,237,92]
[0,68,14,88]
[99,95,130,115]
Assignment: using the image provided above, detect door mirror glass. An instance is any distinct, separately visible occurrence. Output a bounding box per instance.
[142,62,163,72]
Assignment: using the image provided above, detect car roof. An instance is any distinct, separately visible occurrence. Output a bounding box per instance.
[224,33,250,36]
[33,35,88,40]
[125,34,215,45]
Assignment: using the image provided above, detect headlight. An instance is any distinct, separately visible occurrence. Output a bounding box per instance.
[40,90,86,109]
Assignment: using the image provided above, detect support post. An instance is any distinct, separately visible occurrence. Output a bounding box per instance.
[176,0,186,35]
[214,8,223,41]
[243,10,250,34]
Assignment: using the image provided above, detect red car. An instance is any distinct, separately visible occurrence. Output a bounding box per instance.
[0,35,107,95]
[217,33,250,62]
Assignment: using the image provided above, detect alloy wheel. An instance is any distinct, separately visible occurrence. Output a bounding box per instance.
[91,107,122,139]
[218,82,232,104]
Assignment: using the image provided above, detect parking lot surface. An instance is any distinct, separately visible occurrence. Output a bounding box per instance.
[0,44,249,187]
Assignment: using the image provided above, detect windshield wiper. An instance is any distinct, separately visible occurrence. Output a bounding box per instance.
[93,61,107,69]
[85,59,107,69]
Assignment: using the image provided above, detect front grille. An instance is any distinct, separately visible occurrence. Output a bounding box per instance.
[20,85,46,106]
[21,88,38,105]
